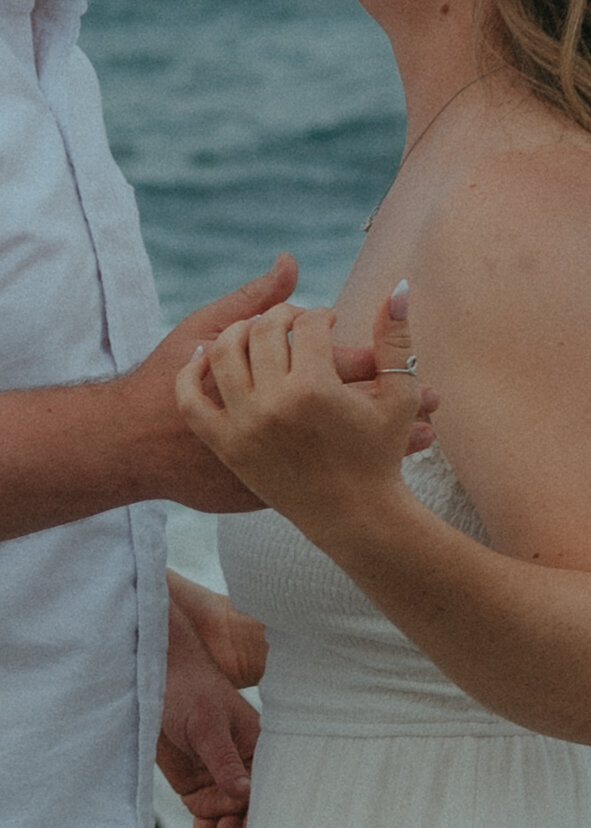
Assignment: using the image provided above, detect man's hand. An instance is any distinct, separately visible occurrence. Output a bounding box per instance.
[0,255,300,539]
[123,254,300,513]
[123,252,391,514]
[0,253,430,539]
[158,595,261,825]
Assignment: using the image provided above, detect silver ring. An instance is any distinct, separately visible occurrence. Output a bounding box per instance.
[376,355,418,376]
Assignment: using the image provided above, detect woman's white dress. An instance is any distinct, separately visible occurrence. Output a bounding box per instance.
[218,443,591,826]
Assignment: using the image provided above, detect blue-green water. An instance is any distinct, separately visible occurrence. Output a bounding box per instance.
[80,0,407,328]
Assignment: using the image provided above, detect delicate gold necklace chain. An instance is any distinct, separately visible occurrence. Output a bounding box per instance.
[362,65,504,232]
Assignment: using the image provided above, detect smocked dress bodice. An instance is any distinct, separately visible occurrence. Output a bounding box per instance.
[217,443,591,827]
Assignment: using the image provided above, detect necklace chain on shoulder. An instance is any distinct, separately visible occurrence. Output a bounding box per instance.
[361,66,504,233]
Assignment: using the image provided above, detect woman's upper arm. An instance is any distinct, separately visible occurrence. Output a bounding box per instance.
[415,154,591,568]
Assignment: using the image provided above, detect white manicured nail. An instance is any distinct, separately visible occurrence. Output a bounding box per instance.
[390,280,409,321]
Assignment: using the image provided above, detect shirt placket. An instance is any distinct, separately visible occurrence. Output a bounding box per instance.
[29,4,169,826]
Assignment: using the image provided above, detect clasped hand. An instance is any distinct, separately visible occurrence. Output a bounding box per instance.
[158,574,267,828]
[176,284,437,542]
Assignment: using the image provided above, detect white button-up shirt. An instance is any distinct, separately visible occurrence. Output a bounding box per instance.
[0,2,169,825]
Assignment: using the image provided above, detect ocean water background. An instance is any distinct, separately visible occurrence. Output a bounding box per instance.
[80,0,407,326]
[80,2,407,825]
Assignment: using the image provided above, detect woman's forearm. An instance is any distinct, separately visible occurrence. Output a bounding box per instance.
[173,290,591,738]
[314,489,591,744]
[172,273,591,744]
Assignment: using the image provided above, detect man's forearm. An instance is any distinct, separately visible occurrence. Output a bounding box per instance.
[0,379,152,539]
[0,368,265,540]
[167,570,268,689]
[0,257,302,539]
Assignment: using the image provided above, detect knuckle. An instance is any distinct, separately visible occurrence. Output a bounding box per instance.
[206,344,226,369]
[208,324,247,363]
[289,379,330,418]
[253,302,292,331]
[255,402,290,432]
[292,306,334,329]
[249,383,317,429]
[382,327,413,351]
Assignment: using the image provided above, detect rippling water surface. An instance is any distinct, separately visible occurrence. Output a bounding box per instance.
[81,0,406,326]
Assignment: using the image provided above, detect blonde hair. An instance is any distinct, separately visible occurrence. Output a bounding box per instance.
[478,0,591,131]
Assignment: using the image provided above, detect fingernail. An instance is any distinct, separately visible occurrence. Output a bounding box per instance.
[390,279,409,321]
[191,345,204,362]
[235,776,251,793]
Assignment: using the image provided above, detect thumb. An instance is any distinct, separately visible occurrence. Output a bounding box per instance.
[185,704,252,800]
[373,279,415,375]
[199,253,298,333]
[373,280,421,421]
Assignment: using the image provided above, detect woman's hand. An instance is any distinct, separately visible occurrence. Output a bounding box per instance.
[176,281,433,540]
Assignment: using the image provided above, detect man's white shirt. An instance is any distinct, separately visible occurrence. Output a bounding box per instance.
[0,2,168,825]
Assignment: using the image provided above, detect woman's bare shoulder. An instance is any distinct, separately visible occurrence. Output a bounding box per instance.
[411,135,591,424]
[419,140,591,305]
[440,141,591,244]
[412,141,591,565]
